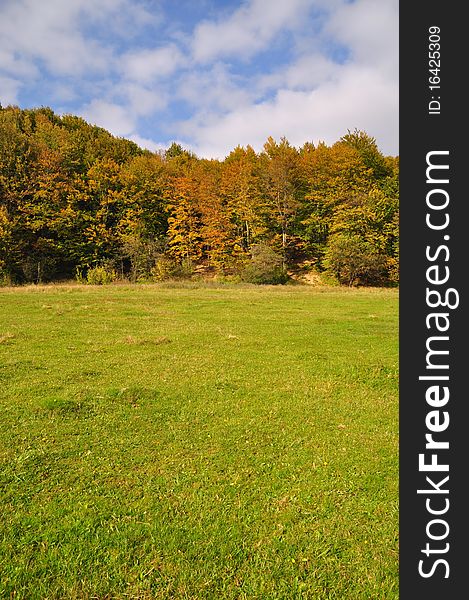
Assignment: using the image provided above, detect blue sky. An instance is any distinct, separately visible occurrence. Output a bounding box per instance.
[0,0,398,158]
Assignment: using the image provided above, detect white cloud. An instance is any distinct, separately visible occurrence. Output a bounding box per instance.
[84,0,159,36]
[50,84,79,104]
[180,0,399,157]
[0,49,39,80]
[192,0,313,62]
[0,0,398,158]
[0,76,22,106]
[80,100,135,137]
[180,64,397,159]
[118,83,168,116]
[128,134,167,153]
[121,45,186,83]
[326,0,398,76]
[0,0,112,76]
[0,0,158,80]
[177,63,253,112]
[257,53,341,93]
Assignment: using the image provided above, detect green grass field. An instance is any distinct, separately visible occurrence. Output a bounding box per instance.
[0,283,398,599]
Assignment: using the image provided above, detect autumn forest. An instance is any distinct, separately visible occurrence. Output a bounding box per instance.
[0,105,399,286]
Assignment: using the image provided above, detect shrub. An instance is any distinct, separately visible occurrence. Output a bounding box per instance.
[151,257,194,281]
[119,235,164,283]
[0,267,12,287]
[86,266,118,285]
[241,244,288,285]
[386,256,399,285]
[75,267,86,284]
[323,234,387,286]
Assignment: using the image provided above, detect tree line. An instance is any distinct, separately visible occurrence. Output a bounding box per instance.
[0,105,399,286]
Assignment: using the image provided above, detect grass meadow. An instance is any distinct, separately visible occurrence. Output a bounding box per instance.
[0,283,398,599]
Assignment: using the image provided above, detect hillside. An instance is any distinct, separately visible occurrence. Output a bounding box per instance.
[0,105,399,286]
